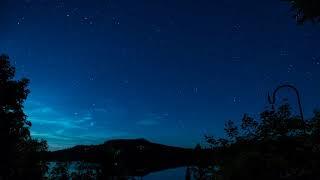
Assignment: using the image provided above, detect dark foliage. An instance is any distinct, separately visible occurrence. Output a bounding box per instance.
[0,54,48,179]
[284,0,320,24]
[201,104,320,180]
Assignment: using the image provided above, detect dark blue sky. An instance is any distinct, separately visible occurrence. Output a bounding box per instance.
[1,0,320,150]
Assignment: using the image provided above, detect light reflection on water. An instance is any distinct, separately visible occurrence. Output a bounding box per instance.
[48,162,188,179]
[144,167,187,180]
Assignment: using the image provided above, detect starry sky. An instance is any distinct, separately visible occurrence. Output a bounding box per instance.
[1,0,320,150]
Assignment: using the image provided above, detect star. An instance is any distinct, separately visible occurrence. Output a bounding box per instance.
[233,96,241,104]
[193,87,198,93]
[112,17,120,25]
[17,17,25,25]
[287,64,295,73]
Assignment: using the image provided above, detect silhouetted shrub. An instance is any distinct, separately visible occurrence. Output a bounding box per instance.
[0,54,48,179]
[202,104,320,180]
[284,0,320,24]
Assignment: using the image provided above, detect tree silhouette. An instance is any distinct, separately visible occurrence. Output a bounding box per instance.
[202,104,320,180]
[284,0,320,24]
[0,54,48,179]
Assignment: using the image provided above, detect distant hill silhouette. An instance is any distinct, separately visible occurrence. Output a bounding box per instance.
[46,138,205,177]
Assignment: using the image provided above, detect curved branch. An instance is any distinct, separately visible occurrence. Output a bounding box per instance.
[268,84,304,121]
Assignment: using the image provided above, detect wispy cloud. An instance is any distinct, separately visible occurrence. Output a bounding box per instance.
[55,129,65,134]
[29,117,86,129]
[25,101,93,129]
[28,106,56,114]
[92,108,108,113]
[136,112,169,126]
[136,119,160,126]
[31,130,130,150]
[25,100,130,150]
[31,132,74,141]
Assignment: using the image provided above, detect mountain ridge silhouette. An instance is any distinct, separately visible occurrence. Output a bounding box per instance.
[45,138,203,176]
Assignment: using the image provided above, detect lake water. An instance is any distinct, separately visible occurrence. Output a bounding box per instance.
[144,167,187,180]
[48,162,188,179]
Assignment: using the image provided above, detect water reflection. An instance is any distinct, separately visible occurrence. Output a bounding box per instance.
[48,162,191,179]
[144,167,187,180]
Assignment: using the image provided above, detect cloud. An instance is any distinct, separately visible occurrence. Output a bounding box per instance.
[31,130,130,150]
[136,119,160,126]
[55,129,65,134]
[29,117,86,129]
[30,107,55,114]
[31,132,73,141]
[25,101,93,129]
[136,112,169,126]
[92,108,108,113]
[25,100,130,150]
[74,112,93,123]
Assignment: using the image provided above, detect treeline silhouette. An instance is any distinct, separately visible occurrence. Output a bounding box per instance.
[191,104,320,180]
[284,0,320,24]
[0,55,48,179]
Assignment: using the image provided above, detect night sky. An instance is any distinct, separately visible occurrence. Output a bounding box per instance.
[1,0,320,150]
